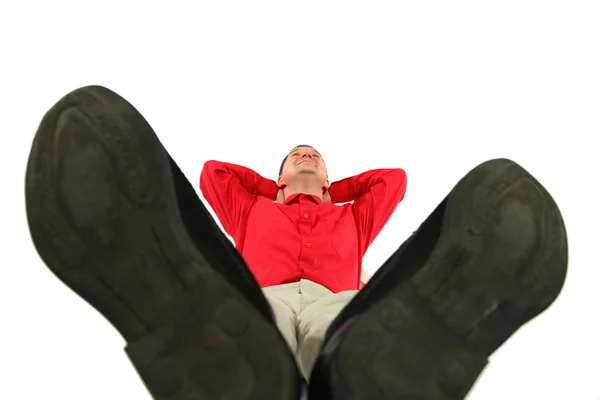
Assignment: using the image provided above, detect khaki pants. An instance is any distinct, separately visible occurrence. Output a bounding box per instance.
[262,279,358,380]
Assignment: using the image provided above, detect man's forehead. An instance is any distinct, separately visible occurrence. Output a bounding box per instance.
[287,146,321,156]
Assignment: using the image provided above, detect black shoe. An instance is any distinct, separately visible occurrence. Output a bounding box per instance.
[309,158,568,399]
[25,85,301,400]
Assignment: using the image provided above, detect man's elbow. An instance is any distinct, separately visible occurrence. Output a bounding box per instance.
[392,168,407,181]
[199,160,223,193]
[391,168,408,202]
[200,160,226,181]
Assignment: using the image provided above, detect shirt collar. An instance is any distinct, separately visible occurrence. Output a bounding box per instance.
[284,192,323,205]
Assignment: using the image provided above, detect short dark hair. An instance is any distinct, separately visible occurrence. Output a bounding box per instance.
[278,144,316,176]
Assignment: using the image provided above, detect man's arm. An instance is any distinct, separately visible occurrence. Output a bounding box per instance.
[200,160,279,237]
[328,168,407,250]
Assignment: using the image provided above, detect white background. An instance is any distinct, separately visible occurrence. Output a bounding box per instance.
[1,1,599,399]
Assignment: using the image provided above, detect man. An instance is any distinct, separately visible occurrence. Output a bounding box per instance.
[26,85,568,400]
[199,145,407,380]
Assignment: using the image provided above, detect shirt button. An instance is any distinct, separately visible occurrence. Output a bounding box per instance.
[306,243,311,248]
[304,214,309,218]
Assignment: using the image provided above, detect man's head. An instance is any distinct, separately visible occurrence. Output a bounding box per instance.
[277,144,329,193]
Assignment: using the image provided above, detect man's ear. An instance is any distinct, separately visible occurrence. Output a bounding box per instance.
[322,179,330,192]
[277,176,286,187]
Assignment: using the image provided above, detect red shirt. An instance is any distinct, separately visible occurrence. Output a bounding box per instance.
[200,161,407,293]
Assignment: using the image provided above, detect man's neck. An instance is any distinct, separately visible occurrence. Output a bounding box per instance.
[283,180,323,202]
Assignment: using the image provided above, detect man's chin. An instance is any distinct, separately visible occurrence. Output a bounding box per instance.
[296,169,318,175]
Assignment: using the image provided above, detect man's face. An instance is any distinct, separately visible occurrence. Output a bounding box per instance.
[279,146,328,188]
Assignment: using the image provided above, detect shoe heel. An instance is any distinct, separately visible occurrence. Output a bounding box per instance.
[312,282,489,400]
[125,296,301,400]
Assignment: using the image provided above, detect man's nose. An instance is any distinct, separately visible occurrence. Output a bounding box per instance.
[302,153,312,158]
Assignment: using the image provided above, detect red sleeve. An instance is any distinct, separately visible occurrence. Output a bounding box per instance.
[328,168,407,252]
[199,160,279,237]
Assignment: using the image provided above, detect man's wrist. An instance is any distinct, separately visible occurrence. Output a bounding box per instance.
[257,177,279,200]
[328,179,352,204]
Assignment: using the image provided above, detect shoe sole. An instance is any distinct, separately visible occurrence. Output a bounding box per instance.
[314,159,568,399]
[25,86,300,400]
